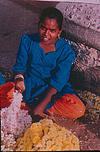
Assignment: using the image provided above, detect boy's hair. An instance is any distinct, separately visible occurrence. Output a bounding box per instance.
[39,7,63,30]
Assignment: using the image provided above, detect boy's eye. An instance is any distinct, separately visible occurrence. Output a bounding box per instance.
[40,25,46,30]
[40,24,56,33]
[50,29,56,33]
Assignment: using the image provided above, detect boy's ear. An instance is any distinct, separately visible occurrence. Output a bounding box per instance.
[59,30,62,37]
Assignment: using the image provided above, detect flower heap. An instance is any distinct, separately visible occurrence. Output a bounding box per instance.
[15,119,80,151]
[1,91,32,151]
[78,90,100,122]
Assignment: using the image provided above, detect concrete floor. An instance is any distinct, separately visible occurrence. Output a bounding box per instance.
[0,0,34,69]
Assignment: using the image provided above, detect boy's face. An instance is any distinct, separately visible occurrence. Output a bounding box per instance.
[39,17,62,45]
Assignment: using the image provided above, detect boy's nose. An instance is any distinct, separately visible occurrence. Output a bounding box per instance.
[45,29,50,36]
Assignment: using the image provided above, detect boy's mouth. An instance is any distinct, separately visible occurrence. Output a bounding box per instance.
[43,37,49,41]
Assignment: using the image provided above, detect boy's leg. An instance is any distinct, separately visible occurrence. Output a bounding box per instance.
[47,94,86,120]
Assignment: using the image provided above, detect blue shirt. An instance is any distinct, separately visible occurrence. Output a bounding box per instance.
[0,72,5,85]
[12,33,76,104]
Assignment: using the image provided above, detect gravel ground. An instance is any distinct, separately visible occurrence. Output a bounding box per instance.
[0,0,100,151]
[52,115,100,150]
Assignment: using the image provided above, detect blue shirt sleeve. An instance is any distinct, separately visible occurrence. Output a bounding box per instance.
[12,34,31,74]
[50,43,76,92]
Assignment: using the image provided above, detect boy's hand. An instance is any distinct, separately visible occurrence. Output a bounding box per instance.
[33,105,48,118]
[15,80,25,93]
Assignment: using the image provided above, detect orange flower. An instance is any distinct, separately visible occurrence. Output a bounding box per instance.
[0,82,15,108]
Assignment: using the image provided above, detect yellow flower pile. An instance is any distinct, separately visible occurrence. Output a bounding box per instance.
[15,119,80,151]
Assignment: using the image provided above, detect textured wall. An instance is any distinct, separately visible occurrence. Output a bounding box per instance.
[56,2,100,50]
[57,2,100,32]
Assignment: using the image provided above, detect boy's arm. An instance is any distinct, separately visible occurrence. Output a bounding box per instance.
[33,87,57,116]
